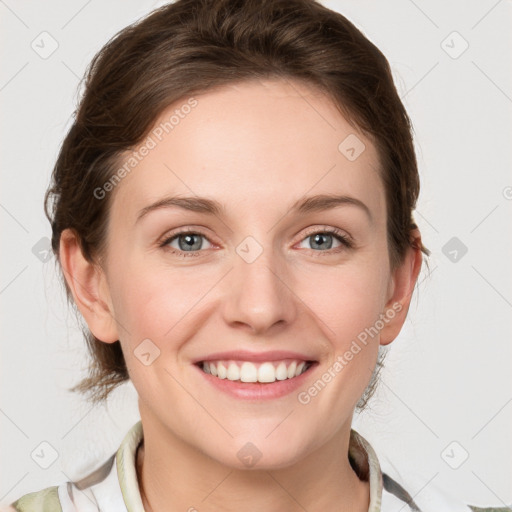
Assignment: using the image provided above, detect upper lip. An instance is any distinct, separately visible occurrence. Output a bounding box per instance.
[192,350,318,364]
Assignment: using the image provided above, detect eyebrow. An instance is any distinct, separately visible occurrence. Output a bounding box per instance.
[136,193,372,223]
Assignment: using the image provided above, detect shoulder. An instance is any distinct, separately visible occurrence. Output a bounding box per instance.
[350,429,509,512]
[382,471,510,512]
[468,508,512,512]
[7,486,62,512]
[5,422,142,512]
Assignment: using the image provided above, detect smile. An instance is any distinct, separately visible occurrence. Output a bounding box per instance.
[199,359,313,383]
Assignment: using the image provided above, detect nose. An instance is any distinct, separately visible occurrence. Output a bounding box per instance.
[221,245,297,335]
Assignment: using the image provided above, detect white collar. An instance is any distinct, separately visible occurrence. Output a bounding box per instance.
[61,420,405,512]
[113,421,384,511]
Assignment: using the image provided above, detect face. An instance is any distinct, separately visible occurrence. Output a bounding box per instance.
[95,79,403,469]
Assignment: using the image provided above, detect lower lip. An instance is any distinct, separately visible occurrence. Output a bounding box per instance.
[194,363,318,401]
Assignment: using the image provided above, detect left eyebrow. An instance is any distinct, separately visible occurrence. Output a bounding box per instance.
[136,193,372,224]
[292,194,372,222]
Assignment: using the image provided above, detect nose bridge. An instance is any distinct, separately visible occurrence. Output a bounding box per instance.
[222,235,296,333]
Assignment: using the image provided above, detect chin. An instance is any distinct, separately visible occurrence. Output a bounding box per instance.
[208,435,312,471]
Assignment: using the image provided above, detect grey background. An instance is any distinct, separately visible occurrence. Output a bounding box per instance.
[1,0,511,508]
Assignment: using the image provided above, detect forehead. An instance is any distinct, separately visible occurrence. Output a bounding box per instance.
[112,79,385,223]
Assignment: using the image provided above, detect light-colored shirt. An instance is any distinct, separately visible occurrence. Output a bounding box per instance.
[8,421,506,512]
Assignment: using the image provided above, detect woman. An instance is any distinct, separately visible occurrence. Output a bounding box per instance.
[7,0,505,511]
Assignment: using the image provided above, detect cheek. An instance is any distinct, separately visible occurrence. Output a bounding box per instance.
[107,263,215,393]
[289,268,386,423]
[107,252,225,355]
[294,261,388,405]
[296,261,389,345]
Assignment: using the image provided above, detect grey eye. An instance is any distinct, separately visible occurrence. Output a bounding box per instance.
[308,233,335,250]
[168,233,211,252]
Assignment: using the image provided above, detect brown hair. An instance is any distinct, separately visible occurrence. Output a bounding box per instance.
[45,0,429,405]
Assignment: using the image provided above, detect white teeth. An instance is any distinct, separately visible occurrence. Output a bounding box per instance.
[240,362,257,382]
[295,361,306,377]
[227,363,240,381]
[217,362,227,379]
[201,359,310,383]
[258,362,276,383]
[287,361,297,379]
[275,362,288,381]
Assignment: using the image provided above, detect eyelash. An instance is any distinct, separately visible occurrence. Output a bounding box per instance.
[159,227,353,258]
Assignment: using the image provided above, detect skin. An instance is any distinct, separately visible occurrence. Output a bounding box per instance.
[60,79,422,512]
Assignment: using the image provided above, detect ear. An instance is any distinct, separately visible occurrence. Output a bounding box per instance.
[379,229,424,346]
[59,228,119,343]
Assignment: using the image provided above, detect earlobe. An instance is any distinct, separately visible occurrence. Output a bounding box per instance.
[380,231,424,346]
[59,229,119,343]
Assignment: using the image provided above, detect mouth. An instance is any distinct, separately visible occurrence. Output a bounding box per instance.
[195,358,316,384]
[195,359,317,400]
[192,350,319,400]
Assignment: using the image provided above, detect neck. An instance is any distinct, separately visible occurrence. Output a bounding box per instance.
[135,416,370,512]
